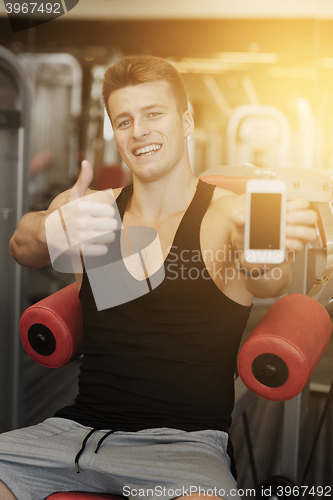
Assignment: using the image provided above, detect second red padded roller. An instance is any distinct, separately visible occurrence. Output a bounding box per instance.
[238,294,332,401]
[20,282,83,368]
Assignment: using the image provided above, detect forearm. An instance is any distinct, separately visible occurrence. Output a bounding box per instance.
[9,210,51,268]
[242,261,292,298]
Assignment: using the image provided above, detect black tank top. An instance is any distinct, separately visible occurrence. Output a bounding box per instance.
[55,180,252,433]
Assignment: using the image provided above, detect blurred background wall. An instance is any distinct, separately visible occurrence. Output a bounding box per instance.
[2,0,333,184]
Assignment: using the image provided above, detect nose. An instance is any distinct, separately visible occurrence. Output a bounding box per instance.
[132,118,150,139]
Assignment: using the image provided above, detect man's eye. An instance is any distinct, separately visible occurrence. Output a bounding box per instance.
[119,120,131,127]
[148,112,161,118]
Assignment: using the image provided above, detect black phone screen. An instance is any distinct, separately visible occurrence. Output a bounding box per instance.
[250,193,282,249]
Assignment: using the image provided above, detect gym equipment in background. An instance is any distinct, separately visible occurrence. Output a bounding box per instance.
[0,45,30,432]
[227,104,291,169]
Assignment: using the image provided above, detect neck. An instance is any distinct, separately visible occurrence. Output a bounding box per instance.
[128,165,198,224]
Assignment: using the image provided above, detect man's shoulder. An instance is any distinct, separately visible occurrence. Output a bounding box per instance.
[86,187,123,199]
[77,187,123,206]
[208,185,243,214]
[47,186,123,211]
[201,186,244,242]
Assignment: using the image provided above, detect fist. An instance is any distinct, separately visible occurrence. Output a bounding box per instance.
[45,160,118,272]
[231,196,318,257]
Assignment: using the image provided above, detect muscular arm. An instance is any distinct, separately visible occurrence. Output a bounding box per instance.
[9,190,72,269]
[237,260,293,298]
[203,190,317,301]
[9,159,122,273]
[230,195,317,298]
[9,160,99,270]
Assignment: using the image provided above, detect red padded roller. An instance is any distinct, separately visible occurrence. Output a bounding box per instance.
[199,175,251,194]
[238,294,332,401]
[20,283,83,368]
[46,493,125,499]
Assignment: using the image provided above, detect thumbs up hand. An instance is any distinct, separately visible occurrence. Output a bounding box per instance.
[45,160,118,273]
[68,159,93,202]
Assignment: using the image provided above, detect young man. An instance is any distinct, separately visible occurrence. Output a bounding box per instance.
[2,55,317,500]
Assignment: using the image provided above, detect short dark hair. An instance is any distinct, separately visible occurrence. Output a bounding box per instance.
[102,55,188,119]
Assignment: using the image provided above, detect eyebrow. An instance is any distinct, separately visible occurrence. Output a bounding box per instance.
[113,104,168,124]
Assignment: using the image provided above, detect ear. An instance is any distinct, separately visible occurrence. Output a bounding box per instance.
[182,110,194,138]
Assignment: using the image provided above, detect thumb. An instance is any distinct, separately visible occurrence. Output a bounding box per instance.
[69,160,93,201]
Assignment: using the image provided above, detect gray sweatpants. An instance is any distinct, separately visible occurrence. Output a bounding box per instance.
[0,418,240,500]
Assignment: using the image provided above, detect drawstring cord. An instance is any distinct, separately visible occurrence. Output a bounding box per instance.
[75,428,116,473]
[75,428,97,473]
[95,430,116,454]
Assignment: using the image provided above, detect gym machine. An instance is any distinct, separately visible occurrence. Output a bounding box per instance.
[0,45,30,432]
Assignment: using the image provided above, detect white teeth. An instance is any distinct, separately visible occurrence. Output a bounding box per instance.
[134,144,161,156]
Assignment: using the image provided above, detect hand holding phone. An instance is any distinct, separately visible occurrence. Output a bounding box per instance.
[244,179,287,264]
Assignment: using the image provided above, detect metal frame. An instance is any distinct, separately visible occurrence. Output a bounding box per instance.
[227,175,333,485]
[0,45,30,431]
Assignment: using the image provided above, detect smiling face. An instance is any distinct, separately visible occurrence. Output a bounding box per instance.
[107,80,194,182]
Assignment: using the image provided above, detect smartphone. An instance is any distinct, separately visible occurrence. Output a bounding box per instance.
[244,179,287,264]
